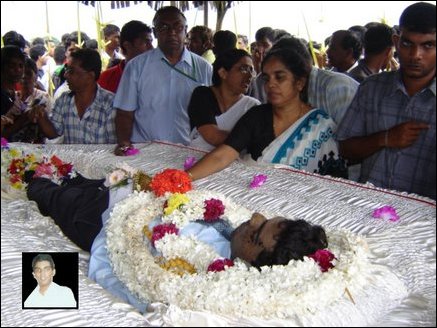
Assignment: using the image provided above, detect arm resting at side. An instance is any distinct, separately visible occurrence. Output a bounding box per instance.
[114,109,134,156]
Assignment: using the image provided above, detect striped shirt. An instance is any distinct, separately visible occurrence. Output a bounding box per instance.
[50,85,116,144]
[336,70,436,199]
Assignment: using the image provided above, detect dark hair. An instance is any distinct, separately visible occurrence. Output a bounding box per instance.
[348,25,367,45]
[212,30,237,57]
[24,57,38,75]
[274,29,292,42]
[31,37,45,46]
[120,20,152,52]
[271,36,312,63]
[32,254,55,271]
[65,31,90,50]
[103,24,120,38]
[399,2,436,33]
[152,6,187,27]
[255,27,276,43]
[70,48,102,80]
[53,45,65,66]
[84,39,98,50]
[334,30,362,61]
[263,38,312,102]
[1,45,26,71]
[252,220,328,268]
[212,48,251,86]
[29,44,46,62]
[2,31,25,50]
[364,23,394,55]
[190,25,214,45]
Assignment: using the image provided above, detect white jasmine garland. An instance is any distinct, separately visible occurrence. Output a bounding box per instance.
[106,190,406,320]
[155,234,220,272]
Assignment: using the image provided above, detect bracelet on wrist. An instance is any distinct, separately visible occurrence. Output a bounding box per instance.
[117,144,131,152]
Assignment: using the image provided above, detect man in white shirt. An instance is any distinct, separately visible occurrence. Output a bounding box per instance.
[24,254,77,308]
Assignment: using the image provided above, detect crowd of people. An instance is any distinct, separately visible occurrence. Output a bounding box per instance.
[1,1,435,315]
[1,2,435,197]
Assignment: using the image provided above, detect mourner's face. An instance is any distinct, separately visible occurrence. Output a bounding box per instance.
[394,29,436,80]
[230,213,287,264]
[21,66,37,90]
[262,56,305,107]
[154,12,187,53]
[33,260,55,288]
[124,32,154,60]
[64,59,94,91]
[187,32,205,56]
[221,56,255,94]
[4,58,24,84]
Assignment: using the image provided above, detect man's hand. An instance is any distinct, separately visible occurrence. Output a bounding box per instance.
[114,144,132,156]
[27,104,47,123]
[387,121,429,148]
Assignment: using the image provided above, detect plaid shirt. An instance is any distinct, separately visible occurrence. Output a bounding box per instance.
[337,70,436,199]
[50,85,116,144]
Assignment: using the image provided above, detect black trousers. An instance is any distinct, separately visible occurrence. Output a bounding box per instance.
[26,175,109,251]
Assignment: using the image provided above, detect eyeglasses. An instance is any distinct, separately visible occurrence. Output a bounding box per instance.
[238,65,256,77]
[154,23,186,34]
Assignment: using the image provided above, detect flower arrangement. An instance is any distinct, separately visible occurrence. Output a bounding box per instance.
[106,189,389,321]
[104,163,138,189]
[2,145,76,190]
[150,169,192,196]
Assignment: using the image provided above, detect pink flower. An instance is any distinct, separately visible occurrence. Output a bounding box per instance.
[203,198,225,222]
[207,258,234,273]
[309,249,335,272]
[125,147,139,156]
[249,174,267,188]
[183,156,196,170]
[372,206,399,222]
[33,163,54,178]
[1,137,9,148]
[151,223,179,246]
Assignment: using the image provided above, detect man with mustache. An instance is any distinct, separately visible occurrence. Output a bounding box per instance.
[336,2,436,200]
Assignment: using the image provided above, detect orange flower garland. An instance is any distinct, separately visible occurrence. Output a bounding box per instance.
[150,169,192,196]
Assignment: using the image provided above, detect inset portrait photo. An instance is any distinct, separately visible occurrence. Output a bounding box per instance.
[22,252,78,309]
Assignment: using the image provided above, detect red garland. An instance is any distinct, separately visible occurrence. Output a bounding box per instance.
[308,249,335,272]
[150,169,192,196]
[151,223,179,247]
[203,198,225,222]
[207,258,234,273]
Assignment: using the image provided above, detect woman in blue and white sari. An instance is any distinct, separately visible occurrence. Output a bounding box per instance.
[188,44,348,181]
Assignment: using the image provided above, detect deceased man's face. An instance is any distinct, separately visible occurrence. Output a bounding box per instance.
[230,213,286,264]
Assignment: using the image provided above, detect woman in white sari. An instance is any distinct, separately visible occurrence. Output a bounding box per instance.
[188,43,348,180]
[188,49,260,151]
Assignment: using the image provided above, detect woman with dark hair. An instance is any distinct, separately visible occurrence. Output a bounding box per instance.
[188,48,260,151]
[187,46,347,180]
